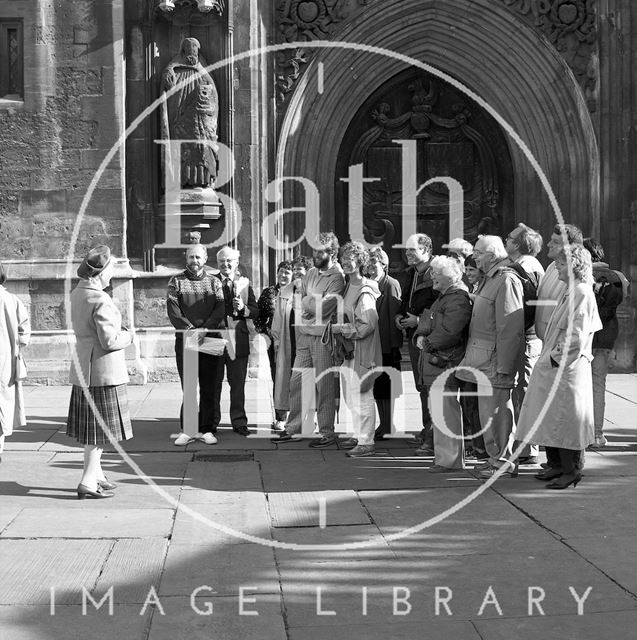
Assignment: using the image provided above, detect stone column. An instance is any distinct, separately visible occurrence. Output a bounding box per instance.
[598,0,637,369]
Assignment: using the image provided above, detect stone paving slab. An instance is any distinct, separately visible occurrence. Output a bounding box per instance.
[566,534,637,595]
[4,422,61,448]
[277,549,637,627]
[181,460,263,492]
[159,542,278,596]
[171,496,270,545]
[146,594,286,640]
[606,373,637,401]
[258,450,479,492]
[0,506,22,533]
[272,524,394,563]
[288,620,482,640]
[495,477,637,539]
[357,487,576,557]
[3,377,634,640]
[1,508,174,538]
[93,538,169,603]
[0,539,112,604]
[268,490,371,527]
[0,605,149,640]
[473,610,637,640]
[0,605,150,640]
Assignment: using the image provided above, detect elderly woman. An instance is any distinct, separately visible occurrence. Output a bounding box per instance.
[67,246,133,499]
[0,263,31,462]
[516,245,602,489]
[255,261,293,425]
[366,247,402,440]
[415,256,472,471]
[268,258,309,430]
[332,242,382,457]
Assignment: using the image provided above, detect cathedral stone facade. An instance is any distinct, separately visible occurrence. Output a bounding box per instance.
[0,0,635,381]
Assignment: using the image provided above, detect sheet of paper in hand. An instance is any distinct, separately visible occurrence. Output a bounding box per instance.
[185,333,228,356]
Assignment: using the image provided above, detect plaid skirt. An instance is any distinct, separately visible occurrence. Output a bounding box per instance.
[66,384,133,445]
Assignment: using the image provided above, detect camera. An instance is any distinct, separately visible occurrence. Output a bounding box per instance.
[428,354,446,368]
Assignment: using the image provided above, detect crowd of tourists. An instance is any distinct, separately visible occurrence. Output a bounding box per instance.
[0,222,628,498]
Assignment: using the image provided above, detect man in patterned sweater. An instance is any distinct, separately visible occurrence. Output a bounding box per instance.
[167,244,225,445]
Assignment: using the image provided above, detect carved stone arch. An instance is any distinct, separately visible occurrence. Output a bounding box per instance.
[276,0,600,248]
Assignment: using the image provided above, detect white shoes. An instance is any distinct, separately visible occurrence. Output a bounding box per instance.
[199,432,218,445]
[173,432,218,446]
[174,433,193,446]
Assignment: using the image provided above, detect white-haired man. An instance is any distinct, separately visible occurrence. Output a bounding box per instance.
[456,235,525,478]
[212,246,258,436]
[442,238,473,264]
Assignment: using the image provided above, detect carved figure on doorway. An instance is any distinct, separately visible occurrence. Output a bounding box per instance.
[160,37,219,189]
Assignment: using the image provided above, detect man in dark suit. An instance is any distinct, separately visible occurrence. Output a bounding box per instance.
[213,246,259,436]
[394,233,438,451]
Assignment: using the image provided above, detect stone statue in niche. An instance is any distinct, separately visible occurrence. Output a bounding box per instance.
[160,37,219,188]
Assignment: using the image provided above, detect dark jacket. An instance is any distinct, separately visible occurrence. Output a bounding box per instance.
[214,274,258,358]
[254,284,279,336]
[414,283,472,385]
[376,274,403,353]
[591,262,625,350]
[399,262,438,318]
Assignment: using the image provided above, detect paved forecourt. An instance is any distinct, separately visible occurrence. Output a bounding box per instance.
[0,374,636,640]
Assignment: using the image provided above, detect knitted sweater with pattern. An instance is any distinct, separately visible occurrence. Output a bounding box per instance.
[166,269,225,331]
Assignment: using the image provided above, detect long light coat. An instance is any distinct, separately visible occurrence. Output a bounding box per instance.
[69,281,131,387]
[0,286,31,434]
[339,279,383,393]
[516,282,602,449]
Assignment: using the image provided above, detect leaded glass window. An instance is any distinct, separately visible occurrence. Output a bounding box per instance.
[0,20,23,99]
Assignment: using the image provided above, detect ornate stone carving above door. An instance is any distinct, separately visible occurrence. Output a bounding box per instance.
[275,0,370,105]
[336,69,513,271]
[500,0,598,111]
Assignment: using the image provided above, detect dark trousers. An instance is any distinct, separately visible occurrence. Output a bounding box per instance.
[407,335,433,445]
[211,351,249,429]
[545,446,585,473]
[175,335,222,433]
[459,381,486,454]
[373,350,401,435]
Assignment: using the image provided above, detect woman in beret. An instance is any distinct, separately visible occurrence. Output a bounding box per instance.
[66,246,133,499]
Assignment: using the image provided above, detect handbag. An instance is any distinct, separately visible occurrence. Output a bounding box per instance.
[321,321,354,366]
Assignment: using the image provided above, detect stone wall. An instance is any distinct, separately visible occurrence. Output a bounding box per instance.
[0,0,126,261]
[0,0,132,384]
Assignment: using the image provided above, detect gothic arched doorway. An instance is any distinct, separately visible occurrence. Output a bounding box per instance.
[334,67,514,271]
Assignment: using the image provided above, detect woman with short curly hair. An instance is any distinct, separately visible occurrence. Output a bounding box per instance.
[332,242,383,457]
[516,244,602,489]
[414,256,472,471]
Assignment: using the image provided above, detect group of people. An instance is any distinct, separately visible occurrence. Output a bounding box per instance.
[0,220,626,498]
[259,225,626,490]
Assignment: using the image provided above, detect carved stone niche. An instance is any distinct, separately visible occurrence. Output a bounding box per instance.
[152,0,227,262]
[157,0,225,15]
